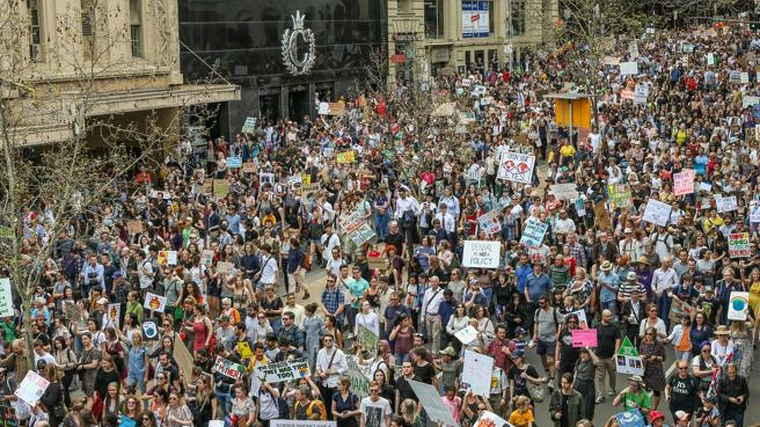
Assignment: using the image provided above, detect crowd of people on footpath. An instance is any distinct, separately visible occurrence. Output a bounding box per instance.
[5,18,760,427]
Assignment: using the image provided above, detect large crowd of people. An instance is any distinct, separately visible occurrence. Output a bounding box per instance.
[4,19,760,427]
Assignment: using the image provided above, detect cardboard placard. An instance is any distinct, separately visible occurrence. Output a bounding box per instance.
[462,240,501,269]
[126,220,143,235]
[254,358,311,383]
[462,350,494,397]
[520,217,548,249]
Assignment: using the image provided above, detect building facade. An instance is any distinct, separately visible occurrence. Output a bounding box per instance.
[179,0,388,135]
[387,0,557,84]
[0,0,239,147]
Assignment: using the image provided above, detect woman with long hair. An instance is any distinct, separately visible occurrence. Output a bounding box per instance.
[445,303,470,354]
[103,326,126,378]
[229,384,255,427]
[389,314,415,364]
[53,336,77,408]
[187,375,216,427]
[94,355,121,406]
[184,304,213,357]
[323,314,344,349]
[638,304,667,340]
[729,319,754,377]
[101,382,123,422]
[664,315,692,362]
[400,399,423,427]
[39,364,65,427]
[639,327,666,410]
[165,391,193,427]
[127,330,150,393]
[689,312,714,357]
[121,396,143,424]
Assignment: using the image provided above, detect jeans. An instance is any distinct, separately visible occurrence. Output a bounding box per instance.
[269,318,282,333]
[216,390,232,417]
[127,371,146,393]
[724,408,745,427]
[395,353,410,366]
[374,212,390,240]
[657,292,672,330]
[601,300,617,320]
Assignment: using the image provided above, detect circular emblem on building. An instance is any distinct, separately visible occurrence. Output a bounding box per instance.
[282,11,316,76]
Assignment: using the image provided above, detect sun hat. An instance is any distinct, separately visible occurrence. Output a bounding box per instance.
[600,261,613,271]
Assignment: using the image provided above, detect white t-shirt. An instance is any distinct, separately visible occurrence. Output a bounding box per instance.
[360,397,392,427]
[259,255,278,285]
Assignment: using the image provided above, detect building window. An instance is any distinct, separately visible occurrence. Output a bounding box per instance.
[129,0,142,57]
[399,0,412,13]
[509,0,526,36]
[462,1,493,38]
[81,0,95,61]
[424,0,444,39]
[28,0,43,61]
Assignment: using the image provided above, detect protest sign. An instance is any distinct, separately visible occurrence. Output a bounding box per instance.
[318,102,330,115]
[272,421,336,427]
[173,340,194,387]
[682,43,695,53]
[633,84,649,106]
[729,233,751,258]
[741,72,750,83]
[212,355,247,381]
[593,201,612,230]
[143,292,167,313]
[462,350,494,397]
[347,355,371,398]
[620,90,635,101]
[743,95,760,108]
[217,261,234,275]
[208,422,225,427]
[549,183,579,201]
[574,198,586,217]
[142,318,159,340]
[200,180,213,195]
[619,61,638,75]
[126,220,143,235]
[367,256,387,270]
[14,370,50,407]
[716,195,738,213]
[730,71,742,84]
[157,250,177,266]
[520,217,548,249]
[616,410,647,427]
[336,151,356,164]
[242,162,256,174]
[408,380,458,426]
[462,240,501,269]
[241,117,257,133]
[328,102,345,116]
[212,179,229,198]
[607,184,632,209]
[356,325,379,351]
[201,250,214,266]
[254,358,311,383]
[669,300,695,324]
[259,173,275,191]
[473,411,512,427]
[750,201,760,223]
[728,291,750,321]
[497,151,535,184]
[629,41,639,59]
[454,325,480,345]
[226,157,242,168]
[571,329,598,348]
[477,211,501,235]
[0,278,13,317]
[616,337,644,376]
[348,223,376,246]
[102,303,121,330]
[642,199,672,227]
[673,169,695,195]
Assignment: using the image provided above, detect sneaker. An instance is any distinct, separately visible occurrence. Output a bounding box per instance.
[608,389,616,396]
[595,397,605,404]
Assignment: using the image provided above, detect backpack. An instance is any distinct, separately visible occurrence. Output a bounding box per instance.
[534,307,562,329]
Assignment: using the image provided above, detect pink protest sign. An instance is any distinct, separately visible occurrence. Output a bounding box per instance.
[571,329,598,348]
[673,169,695,196]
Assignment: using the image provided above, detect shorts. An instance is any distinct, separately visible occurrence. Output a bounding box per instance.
[536,340,556,357]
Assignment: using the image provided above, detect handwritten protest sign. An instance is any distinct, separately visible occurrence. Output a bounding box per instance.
[728,291,750,321]
[673,169,695,195]
[634,84,649,106]
[477,211,501,235]
[272,421,336,427]
[212,355,247,381]
[241,117,257,133]
[462,350,494,397]
[642,199,672,227]
[367,256,387,270]
[462,240,501,269]
[126,220,143,235]
[226,157,242,168]
[594,201,612,230]
[549,183,579,201]
[729,233,751,258]
[455,325,480,345]
[242,162,256,173]
[408,380,458,426]
[608,185,632,209]
[212,179,229,198]
[254,358,311,383]
[520,217,548,249]
[0,278,13,317]
[497,151,535,184]
[716,195,738,213]
[157,251,177,266]
[356,325,379,351]
[571,329,598,348]
[348,223,376,246]
[14,371,50,407]
[619,61,639,75]
[143,292,167,313]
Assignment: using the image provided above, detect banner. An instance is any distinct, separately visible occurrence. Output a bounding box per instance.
[497,151,535,184]
[549,183,579,201]
[727,291,750,321]
[408,380,458,426]
[356,325,379,351]
[642,199,672,227]
[607,185,632,209]
[462,1,490,38]
[254,358,311,383]
[520,217,548,249]
[212,355,247,381]
[14,371,50,407]
[477,211,501,235]
[673,169,695,195]
[0,278,13,317]
[462,240,501,269]
[716,195,738,213]
[462,350,494,397]
[143,292,167,313]
[571,329,598,348]
[729,233,751,258]
[347,355,371,398]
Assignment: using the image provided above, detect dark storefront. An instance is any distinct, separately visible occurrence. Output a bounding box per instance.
[179,0,387,136]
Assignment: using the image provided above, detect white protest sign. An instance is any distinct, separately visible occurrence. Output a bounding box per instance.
[497,151,535,184]
[520,217,548,249]
[619,61,639,76]
[549,183,579,201]
[473,411,513,427]
[241,117,257,133]
[318,102,330,115]
[408,380,458,426]
[14,371,50,407]
[750,201,760,223]
[743,96,760,108]
[716,196,738,213]
[254,358,311,383]
[642,199,672,227]
[477,211,501,235]
[616,354,645,376]
[634,84,649,106]
[102,303,121,330]
[454,325,480,345]
[727,291,750,321]
[272,422,336,427]
[741,72,750,84]
[462,350,494,397]
[0,278,13,317]
[629,41,639,59]
[143,292,167,313]
[462,240,501,269]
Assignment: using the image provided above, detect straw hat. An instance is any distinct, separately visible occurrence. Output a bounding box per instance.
[714,325,730,336]
[600,261,613,271]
